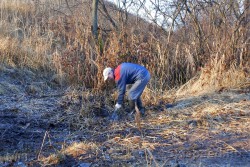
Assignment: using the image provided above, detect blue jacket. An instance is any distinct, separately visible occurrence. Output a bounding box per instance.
[114,63,149,104]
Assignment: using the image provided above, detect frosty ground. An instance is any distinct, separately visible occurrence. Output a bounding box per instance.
[0,66,249,167]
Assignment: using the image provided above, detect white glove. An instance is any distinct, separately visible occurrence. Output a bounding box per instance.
[115,103,122,110]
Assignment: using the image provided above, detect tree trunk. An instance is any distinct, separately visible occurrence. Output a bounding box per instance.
[243,0,249,64]
[92,0,99,38]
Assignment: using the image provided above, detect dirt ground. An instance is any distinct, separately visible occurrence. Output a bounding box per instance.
[0,66,249,167]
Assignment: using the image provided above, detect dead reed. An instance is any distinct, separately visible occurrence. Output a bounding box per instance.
[0,0,248,94]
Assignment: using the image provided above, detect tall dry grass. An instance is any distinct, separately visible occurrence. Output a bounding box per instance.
[0,0,248,102]
[0,0,53,70]
[176,54,249,97]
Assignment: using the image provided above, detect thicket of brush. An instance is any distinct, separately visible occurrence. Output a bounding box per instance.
[0,0,249,99]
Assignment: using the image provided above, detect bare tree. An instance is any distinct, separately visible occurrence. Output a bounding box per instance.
[99,0,118,30]
[92,0,99,38]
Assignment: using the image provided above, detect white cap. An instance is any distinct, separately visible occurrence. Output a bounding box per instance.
[103,67,113,81]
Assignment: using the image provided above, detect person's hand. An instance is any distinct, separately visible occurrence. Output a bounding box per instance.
[110,103,121,121]
[115,103,122,111]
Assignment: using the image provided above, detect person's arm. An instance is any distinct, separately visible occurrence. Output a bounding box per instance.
[116,77,126,105]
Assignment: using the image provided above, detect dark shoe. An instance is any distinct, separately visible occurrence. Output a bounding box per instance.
[137,98,143,109]
[136,98,145,116]
[139,107,146,117]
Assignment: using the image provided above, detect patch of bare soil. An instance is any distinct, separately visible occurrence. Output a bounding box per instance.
[0,66,249,167]
[0,66,67,166]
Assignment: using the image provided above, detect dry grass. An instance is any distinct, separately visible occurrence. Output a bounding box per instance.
[39,142,98,166]
[176,54,249,98]
[0,35,54,70]
[0,0,248,92]
[0,1,249,166]
[38,90,249,166]
[0,0,35,14]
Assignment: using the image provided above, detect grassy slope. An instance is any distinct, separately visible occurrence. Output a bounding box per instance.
[0,0,249,166]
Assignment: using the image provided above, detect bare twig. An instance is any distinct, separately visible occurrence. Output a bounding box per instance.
[38,130,49,160]
[65,0,73,14]
[146,148,159,167]
[135,102,141,131]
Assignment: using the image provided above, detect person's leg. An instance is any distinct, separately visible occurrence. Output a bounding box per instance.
[137,97,143,109]
[129,98,144,110]
[127,81,142,114]
[128,72,150,115]
[127,98,143,114]
[128,99,135,112]
[128,72,150,100]
[136,97,146,116]
[128,80,143,101]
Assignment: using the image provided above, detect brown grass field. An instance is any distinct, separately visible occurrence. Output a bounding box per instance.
[0,0,249,166]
